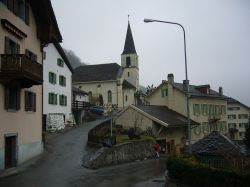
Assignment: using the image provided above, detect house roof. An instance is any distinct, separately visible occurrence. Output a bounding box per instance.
[29,0,62,43]
[192,131,243,155]
[127,105,198,127]
[173,83,228,99]
[121,21,137,55]
[72,87,88,95]
[72,63,122,82]
[146,81,227,100]
[54,43,74,73]
[226,97,250,110]
[122,80,136,90]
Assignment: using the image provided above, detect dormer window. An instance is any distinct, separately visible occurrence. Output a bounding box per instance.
[126,56,131,67]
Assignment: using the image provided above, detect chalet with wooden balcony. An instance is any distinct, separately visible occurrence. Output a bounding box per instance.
[0,0,61,170]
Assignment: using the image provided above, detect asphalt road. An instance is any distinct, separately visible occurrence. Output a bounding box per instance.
[0,119,166,187]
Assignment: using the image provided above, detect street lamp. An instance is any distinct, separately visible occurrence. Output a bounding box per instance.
[144,18,192,154]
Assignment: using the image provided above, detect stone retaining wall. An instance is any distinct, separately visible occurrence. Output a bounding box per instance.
[84,140,155,169]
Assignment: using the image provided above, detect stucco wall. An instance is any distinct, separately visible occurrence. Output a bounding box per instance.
[0,2,43,169]
[74,81,118,105]
[115,107,153,131]
[43,43,72,120]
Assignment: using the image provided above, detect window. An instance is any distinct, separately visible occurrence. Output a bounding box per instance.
[194,125,201,135]
[228,114,236,120]
[43,51,46,60]
[202,122,209,134]
[193,104,200,116]
[2,0,29,24]
[25,91,36,112]
[238,114,248,119]
[108,90,112,103]
[239,123,248,128]
[25,49,37,61]
[4,85,20,111]
[49,72,56,84]
[215,105,220,115]
[219,121,227,132]
[59,95,67,106]
[59,75,66,86]
[57,58,64,67]
[201,104,208,116]
[125,95,128,102]
[221,105,226,115]
[209,104,215,115]
[126,56,131,67]
[48,93,57,105]
[228,123,236,129]
[5,37,20,54]
[161,88,168,98]
[127,72,130,77]
[228,107,240,111]
[239,132,245,137]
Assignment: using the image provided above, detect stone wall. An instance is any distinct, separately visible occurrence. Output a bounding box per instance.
[84,140,155,169]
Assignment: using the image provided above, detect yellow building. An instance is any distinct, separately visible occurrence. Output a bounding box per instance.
[227,97,250,140]
[0,0,61,169]
[146,74,228,143]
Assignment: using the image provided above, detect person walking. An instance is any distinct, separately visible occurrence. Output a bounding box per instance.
[153,143,161,158]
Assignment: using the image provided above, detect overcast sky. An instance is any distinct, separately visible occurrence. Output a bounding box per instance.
[51,0,250,106]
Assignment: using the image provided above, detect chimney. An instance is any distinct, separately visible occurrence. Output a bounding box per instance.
[219,87,223,96]
[183,80,189,92]
[168,73,174,84]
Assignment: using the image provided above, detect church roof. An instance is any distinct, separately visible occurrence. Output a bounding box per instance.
[72,63,122,82]
[122,22,137,55]
[122,80,136,90]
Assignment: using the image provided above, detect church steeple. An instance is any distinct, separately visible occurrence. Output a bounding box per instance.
[122,21,137,55]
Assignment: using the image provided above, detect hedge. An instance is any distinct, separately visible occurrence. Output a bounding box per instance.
[166,156,250,187]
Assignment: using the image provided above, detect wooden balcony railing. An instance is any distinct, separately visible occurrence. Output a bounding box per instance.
[72,101,91,110]
[0,54,43,87]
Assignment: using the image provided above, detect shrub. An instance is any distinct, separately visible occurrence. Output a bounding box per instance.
[166,155,250,187]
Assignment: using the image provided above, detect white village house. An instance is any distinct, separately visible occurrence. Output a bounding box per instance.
[43,43,74,131]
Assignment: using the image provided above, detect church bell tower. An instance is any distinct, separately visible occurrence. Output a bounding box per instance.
[121,19,139,91]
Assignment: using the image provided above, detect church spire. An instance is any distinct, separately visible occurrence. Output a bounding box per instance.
[122,19,137,55]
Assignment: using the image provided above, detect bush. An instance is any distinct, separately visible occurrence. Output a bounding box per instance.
[166,155,250,187]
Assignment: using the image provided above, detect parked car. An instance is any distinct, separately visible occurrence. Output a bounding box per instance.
[89,106,104,115]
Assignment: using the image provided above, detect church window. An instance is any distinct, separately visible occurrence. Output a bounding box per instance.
[108,90,112,103]
[125,95,128,102]
[126,57,131,67]
[127,72,130,77]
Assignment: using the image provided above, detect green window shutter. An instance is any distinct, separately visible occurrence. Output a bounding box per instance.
[48,93,51,104]
[55,94,57,105]
[49,72,52,83]
[65,96,67,106]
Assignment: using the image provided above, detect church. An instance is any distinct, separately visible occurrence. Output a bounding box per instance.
[72,21,140,109]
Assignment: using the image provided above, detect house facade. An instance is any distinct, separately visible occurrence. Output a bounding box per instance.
[0,0,61,169]
[227,97,250,140]
[73,21,138,109]
[43,43,73,131]
[146,74,228,143]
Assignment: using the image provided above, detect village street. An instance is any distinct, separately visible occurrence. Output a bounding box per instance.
[0,119,166,187]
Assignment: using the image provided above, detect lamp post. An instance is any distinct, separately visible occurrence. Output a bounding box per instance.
[144,18,192,154]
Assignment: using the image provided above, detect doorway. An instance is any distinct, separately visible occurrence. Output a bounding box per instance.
[5,135,17,169]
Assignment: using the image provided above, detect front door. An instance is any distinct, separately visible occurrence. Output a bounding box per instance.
[5,135,17,169]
